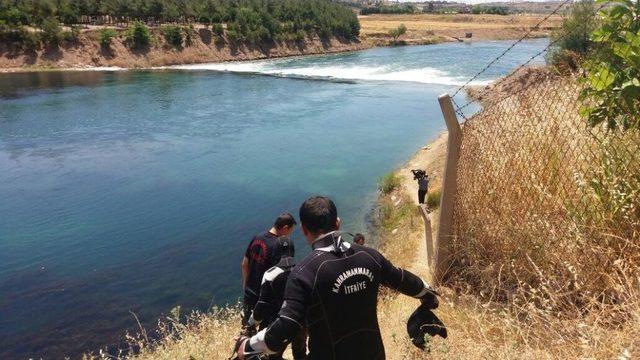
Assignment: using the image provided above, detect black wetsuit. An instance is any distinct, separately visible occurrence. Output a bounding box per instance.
[252,259,307,360]
[243,231,282,324]
[246,232,436,360]
[253,262,293,327]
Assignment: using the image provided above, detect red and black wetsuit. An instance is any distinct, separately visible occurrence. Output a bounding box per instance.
[243,231,282,324]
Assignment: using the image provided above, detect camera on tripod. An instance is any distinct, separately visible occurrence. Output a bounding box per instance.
[411,169,427,180]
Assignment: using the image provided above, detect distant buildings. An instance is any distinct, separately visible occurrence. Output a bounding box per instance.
[340,0,573,15]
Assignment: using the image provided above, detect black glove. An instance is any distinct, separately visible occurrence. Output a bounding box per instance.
[407,301,447,350]
[419,286,439,309]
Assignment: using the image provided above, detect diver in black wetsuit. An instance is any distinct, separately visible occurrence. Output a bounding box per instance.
[249,237,307,360]
[235,196,442,360]
[241,213,297,332]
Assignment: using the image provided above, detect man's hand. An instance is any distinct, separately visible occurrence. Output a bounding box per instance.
[230,336,249,360]
[231,335,263,360]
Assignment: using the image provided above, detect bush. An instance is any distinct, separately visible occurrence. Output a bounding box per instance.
[184,25,195,46]
[378,172,402,194]
[40,17,62,46]
[389,23,407,44]
[547,0,598,67]
[99,28,117,48]
[211,23,224,36]
[162,24,183,47]
[580,0,640,130]
[61,25,80,42]
[0,25,40,50]
[226,28,241,43]
[426,190,441,209]
[125,21,151,49]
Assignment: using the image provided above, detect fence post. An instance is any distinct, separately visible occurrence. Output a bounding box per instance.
[418,205,434,271]
[436,93,461,284]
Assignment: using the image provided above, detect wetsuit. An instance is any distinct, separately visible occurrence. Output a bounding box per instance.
[251,258,307,360]
[244,231,437,360]
[243,231,283,325]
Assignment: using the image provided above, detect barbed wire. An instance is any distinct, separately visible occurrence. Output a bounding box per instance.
[450,0,574,99]
[453,1,610,117]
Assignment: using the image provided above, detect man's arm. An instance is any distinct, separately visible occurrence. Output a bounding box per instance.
[377,250,439,307]
[239,271,308,357]
[251,272,277,325]
[241,257,250,289]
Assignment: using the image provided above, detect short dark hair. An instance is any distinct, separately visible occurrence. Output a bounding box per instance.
[353,233,365,244]
[274,212,297,229]
[299,196,338,234]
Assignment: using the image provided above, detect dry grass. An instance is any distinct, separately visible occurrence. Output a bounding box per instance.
[83,307,241,360]
[448,69,640,357]
[359,13,563,45]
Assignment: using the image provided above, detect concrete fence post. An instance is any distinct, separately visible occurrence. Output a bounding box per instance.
[435,93,462,284]
[418,205,434,271]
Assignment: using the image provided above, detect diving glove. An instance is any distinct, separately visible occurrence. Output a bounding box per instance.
[229,336,263,360]
[407,301,447,350]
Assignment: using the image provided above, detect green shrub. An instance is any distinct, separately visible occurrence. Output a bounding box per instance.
[184,25,195,46]
[0,25,40,50]
[389,23,407,44]
[226,28,241,43]
[99,28,117,48]
[378,172,402,194]
[61,25,80,42]
[162,24,183,47]
[293,29,306,42]
[125,21,151,49]
[546,0,598,67]
[580,0,640,130]
[426,190,441,209]
[40,17,62,46]
[211,23,224,36]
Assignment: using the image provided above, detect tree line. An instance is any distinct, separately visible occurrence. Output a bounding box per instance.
[360,4,416,15]
[0,0,360,49]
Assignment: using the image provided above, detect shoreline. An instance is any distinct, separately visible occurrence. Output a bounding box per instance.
[1,13,561,74]
[0,35,547,75]
[0,40,369,74]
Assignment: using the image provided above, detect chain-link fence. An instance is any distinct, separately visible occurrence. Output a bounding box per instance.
[443,43,639,314]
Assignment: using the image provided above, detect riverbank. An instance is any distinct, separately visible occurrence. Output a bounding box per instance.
[0,29,365,73]
[0,14,560,73]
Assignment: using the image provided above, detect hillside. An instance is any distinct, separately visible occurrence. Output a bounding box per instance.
[1,13,562,72]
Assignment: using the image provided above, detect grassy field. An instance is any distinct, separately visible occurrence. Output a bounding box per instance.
[359,13,564,45]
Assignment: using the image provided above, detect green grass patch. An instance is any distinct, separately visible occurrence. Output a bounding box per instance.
[426,189,441,209]
[378,172,401,194]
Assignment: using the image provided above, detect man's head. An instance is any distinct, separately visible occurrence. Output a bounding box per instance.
[299,196,340,243]
[273,212,296,237]
[353,233,365,245]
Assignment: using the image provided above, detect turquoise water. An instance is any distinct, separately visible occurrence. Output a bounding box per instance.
[0,39,547,359]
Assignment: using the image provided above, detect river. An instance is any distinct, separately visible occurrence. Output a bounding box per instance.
[0,38,547,359]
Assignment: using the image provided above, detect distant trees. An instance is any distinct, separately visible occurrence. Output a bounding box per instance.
[471,5,510,15]
[0,0,360,49]
[361,5,416,15]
